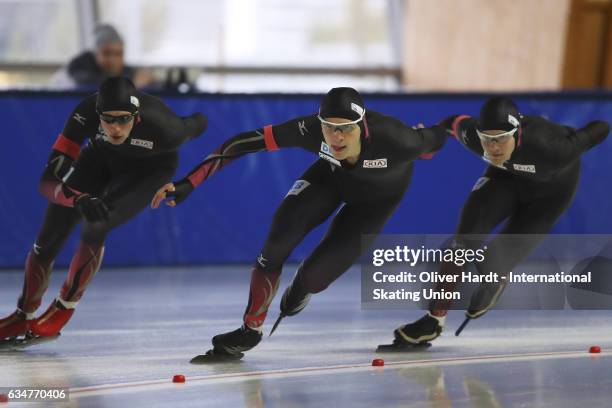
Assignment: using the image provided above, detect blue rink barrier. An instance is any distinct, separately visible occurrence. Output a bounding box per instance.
[0,91,611,267]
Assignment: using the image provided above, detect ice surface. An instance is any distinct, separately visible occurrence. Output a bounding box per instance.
[1,266,611,407]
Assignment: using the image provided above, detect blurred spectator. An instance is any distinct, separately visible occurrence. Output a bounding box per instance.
[49,24,154,89]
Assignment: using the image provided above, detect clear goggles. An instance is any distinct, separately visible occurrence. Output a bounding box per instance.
[99,111,138,125]
[476,127,518,143]
[318,112,364,133]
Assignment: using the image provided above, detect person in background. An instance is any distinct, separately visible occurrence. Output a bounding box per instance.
[49,24,153,90]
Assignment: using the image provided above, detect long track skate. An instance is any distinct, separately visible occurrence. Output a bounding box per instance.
[0,332,60,351]
[190,348,244,364]
[376,341,432,353]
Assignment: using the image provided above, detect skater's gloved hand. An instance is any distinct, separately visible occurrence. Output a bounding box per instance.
[411,123,440,160]
[151,178,194,209]
[74,194,110,223]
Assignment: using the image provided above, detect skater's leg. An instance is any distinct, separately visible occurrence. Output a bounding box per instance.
[296,198,401,294]
[446,172,577,338]
[430,172,518,316]
[18,204,81,314]
[203,197,399,362]
[32,160,177,337]
[272,196,401,333]
[392,171,518,347]
[1,204,79,341]
[205,161,341,359]
[465,178,578,319]
[1,145,104,341]
[242,161,341,331]
[242,182,341,331]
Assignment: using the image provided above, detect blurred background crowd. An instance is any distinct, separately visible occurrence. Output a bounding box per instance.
[0,0,610,93]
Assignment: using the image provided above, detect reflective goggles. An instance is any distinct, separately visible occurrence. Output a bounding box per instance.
[476,127,518,143]
[318,113,364,133]
[99,111,138,124]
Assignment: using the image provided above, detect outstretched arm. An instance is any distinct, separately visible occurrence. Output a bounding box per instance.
[388,116,448,161]
[155,104,209,151]
[150,128,271,208]
[151,115,320,208]
[185,126,277,187]
[151,123,285,208]
[543,120,610,165]
[437,114,486,158]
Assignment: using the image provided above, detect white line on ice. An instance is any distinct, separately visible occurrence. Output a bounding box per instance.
[68,349,611,399]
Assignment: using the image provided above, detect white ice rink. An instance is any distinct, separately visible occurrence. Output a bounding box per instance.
[1,266,611,407]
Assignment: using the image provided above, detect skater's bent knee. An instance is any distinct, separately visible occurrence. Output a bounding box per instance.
[81,223,110,245]
[300,276,329,294]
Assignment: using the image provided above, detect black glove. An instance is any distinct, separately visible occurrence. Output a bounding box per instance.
[75,194,110,223]
[166,179,194,205]
[437,115,461,133]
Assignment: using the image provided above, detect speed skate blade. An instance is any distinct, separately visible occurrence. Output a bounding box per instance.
[455,317,471,336]
[376,342,432,353]
[269,314,285,337]
[0,333,60,351]
[190,349,244,364]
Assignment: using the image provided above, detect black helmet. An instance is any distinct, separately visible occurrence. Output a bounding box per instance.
[478,96,521,132]
[319,87,365,121]
[96,76,139,114]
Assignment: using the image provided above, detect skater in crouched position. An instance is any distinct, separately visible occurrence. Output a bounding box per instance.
[383,97,609,350]
[0,77,207,348]
[151,87,447,361]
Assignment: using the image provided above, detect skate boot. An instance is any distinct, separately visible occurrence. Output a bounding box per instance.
[269,277,311,336]
[0,310,58,351]
[212,324,262,355]
[377,313,444,352]
[395,313,444,344]
[29,299,75,337]
[191,325,262,364]
[466,281,507,319]
[454,280,508,336]
[0,310,31,340]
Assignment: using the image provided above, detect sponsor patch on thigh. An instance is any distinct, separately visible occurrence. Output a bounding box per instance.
[472,177,490,191]
[286,180,311,197]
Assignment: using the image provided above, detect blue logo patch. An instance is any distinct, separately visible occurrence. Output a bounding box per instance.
[321,142,331,154]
